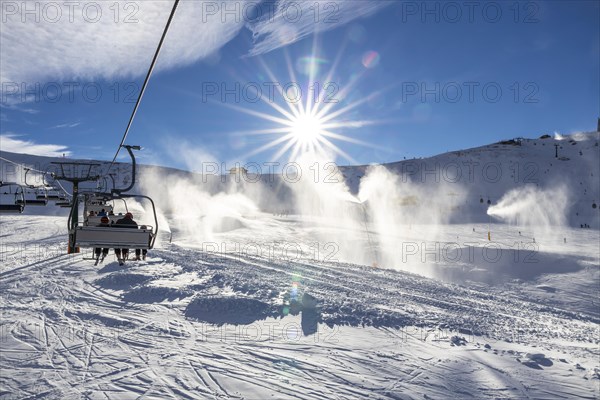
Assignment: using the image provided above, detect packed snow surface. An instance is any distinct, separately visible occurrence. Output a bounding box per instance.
[1,214,598,399]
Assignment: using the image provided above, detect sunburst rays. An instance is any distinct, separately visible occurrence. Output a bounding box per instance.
[227,43,384,164]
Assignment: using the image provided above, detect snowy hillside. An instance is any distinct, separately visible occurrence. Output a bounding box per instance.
[1,131,599,398]
[3,131,599,226]
[342,131,600,227]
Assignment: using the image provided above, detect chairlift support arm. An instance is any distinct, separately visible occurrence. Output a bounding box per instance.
[111,145,141,195]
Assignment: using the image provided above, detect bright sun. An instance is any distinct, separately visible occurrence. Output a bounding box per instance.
[224,51,383,163]
[290,113,323,145]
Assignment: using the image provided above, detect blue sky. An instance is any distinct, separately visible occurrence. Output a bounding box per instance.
[1,0,598,170]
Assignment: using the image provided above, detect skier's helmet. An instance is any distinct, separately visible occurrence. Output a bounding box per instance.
[101,216,110,224]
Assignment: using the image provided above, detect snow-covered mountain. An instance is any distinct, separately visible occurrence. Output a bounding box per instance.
[2,131,599,227]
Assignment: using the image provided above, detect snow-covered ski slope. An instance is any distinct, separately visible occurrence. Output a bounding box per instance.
[1,132,599,399]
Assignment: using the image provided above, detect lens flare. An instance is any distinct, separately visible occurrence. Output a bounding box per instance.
[296,56,328,76]
[362,50,380,69]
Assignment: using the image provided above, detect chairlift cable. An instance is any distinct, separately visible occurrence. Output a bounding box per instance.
[105,0,181,175]
[0,155,52,178]
[63,0,179,255]
[53,180,72,198]
[0,156,74,199]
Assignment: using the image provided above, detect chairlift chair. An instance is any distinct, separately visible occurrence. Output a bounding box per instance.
[82,193,126,225]
[70,192,158,251]
[16,188,48,206]
[21,169,49,205]
[53,141,153,254]
[55,194,72,207]
[56,195,73,207]
[47,187,63,201]
[0,204,24,213]
[35,187,48,201]
[0,183,25,213]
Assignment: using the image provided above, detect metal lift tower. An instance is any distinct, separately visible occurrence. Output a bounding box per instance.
[51,162,101,253]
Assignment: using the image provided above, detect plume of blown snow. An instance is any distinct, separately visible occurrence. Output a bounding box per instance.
[553,132,565,140]
[358,164,467,272]
[487,185,570,229]
[139,166,261,246]
[286,153,369,265]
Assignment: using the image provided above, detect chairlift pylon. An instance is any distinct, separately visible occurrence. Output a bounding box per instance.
[51,161,102,253]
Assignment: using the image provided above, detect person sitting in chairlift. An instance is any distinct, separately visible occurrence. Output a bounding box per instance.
[114,212,147,264]
[94,216,110,265]
[98,209,107,217]
[114,212,135,265]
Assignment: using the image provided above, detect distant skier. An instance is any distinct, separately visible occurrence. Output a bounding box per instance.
[94,216,110,265]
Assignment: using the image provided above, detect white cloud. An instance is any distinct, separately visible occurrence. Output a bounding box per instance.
[0,98,40,113]
[1,0,388,92]
[246,0,391,56]
[0,1,245,85]
[0,134,71,157]
[52,122,81,129]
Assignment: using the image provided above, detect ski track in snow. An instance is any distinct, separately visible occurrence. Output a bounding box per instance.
[1,215,599,399]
